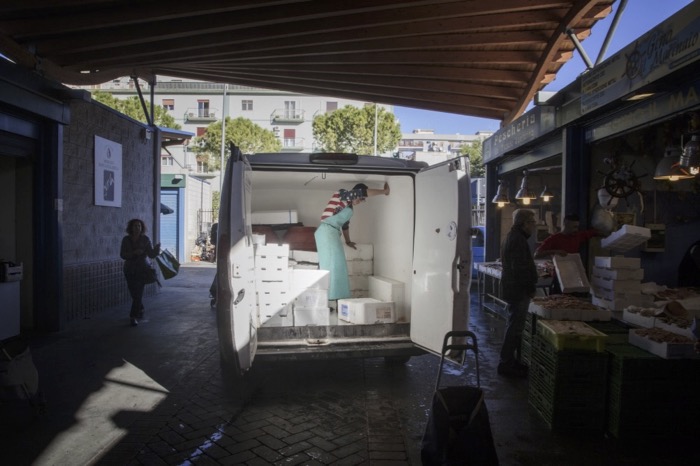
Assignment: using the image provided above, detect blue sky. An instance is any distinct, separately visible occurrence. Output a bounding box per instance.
[394,0,694,135]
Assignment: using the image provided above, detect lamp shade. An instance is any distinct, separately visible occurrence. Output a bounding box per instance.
[654,146,693,181]
[539,185,554,202]
[491,180,510,207]
[680,135,700,174]
[515,171,537,205]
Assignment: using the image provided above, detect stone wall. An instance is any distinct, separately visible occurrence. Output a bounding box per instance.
[62,99,159,321]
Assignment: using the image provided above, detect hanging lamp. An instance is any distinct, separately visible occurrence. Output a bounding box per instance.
[653,146,693,181]
[515,170,537,205]
[491,180,510,208]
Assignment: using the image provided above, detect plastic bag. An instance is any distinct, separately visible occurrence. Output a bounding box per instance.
[156,249,180,280]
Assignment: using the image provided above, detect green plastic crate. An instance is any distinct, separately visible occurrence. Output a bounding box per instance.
[536,319,608,352]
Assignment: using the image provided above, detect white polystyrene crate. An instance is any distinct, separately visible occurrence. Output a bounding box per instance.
[347,259,373,276]
[337,298,395,324]
[591,266,644,281]
[293,288,328,309]
[590,275,641,293]
[591,286,644,302]
[553,253,591,293]
[369,276,405,321]
[252,234,266,245]
[255,243,290,259]
[349,274,368,291]
[290,269,329,292]
[251,210,298,224]
[290,249,318,263]
[622,307,657,328]
[343,243,374,261]
[594,256,641,269]
[294,306,331,326]
[261,312,294,327]
[654,320,695,340]
[601,225,651,252]
[290,262,319,270]
[592,294,654,311]
[628,329,696,359]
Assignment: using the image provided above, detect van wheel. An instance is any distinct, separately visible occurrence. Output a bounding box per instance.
[384,355,411,365]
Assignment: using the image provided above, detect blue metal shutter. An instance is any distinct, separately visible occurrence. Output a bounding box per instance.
[160,189,180,261]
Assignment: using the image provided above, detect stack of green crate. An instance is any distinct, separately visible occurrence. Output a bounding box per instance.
[528,321,609,432]
[520,312,538,366]
[606,343,700,439]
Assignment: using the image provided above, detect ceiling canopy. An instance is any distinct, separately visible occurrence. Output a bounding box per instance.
[0,0,615,125]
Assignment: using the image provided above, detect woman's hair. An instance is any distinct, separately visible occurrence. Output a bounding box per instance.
[512,209,535,226]
[126,218,146,235]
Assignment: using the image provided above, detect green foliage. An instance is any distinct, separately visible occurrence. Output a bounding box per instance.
[92,91,181,129]
[211,191,220,221]
[190,117,281,172]
[312,105,401,154]
[460,139,485,179]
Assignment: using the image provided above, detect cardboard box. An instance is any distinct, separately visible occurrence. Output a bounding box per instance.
[628,329,696,359]
[251,210,298,224]
[294,306,330,326]
[369,276,405,318]
[553,253,591,293]
[594,256,641,269]
[337,298,396,324]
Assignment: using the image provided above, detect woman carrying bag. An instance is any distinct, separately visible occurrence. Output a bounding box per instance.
[120,218,160,326]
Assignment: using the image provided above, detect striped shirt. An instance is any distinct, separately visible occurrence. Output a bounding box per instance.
[320,188,365,229]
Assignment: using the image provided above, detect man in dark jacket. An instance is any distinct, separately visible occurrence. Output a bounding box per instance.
[499,209,538,377]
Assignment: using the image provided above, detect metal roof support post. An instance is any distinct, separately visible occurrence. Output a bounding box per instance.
[484,163,501,263]
[596,0,628,66]
[566,28,594,70]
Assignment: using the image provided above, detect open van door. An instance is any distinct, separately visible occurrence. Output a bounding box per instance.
[410,158,468,354]
[216,147,257,374]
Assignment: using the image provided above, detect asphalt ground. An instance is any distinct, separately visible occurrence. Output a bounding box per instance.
[2,263,699,465]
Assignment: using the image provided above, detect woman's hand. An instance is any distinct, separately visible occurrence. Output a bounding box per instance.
[345,241,357,249]
[383,182,390,195]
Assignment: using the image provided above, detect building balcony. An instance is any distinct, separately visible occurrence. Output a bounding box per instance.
[281,138,305,151]
[184,108,219,122]
[271,109,304,124]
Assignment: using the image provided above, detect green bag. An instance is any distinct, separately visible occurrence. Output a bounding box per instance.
[156,249,180,280]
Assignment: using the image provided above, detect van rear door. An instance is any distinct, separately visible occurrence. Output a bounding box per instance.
[410,158,468,354]
[217,150,257,374]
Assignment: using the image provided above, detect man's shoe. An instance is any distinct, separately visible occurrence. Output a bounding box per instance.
[498,361,527,378]
[130,317,139,326]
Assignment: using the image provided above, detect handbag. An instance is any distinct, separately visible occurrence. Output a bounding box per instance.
[142,265,160,285]
[156,249,180,279]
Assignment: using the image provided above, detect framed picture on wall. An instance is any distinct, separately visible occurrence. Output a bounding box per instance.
[614,212,636,229]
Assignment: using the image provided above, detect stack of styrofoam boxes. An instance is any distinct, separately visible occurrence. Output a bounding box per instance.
[255,243,293,327]
[590,256,653,311]
[337,297,396,324]
[289,249,320,270]
[369,275,406,322]
[290,268,330,326]
[344,243,374,298]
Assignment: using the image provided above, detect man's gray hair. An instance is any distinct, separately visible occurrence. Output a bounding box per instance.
[512,209,535,226]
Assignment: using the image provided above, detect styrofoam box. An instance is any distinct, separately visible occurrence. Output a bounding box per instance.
[260,302,293,326]
[347,259,373,276]
[592,287,645,302]
[289,261,319,270]
[294,306,330,326]
[294,288,328,309]
[251,210,298,225]
[256,243,290,260]
[591,266,644,281]
[349,275,368,291]
[290,269,329,292]
[553,253,591,293]
[369,276,404,316]
[261,312,294,327]
[252,234,266,245]
[290,249,318,263]
[628,329,696,359]
[337,298,395,324]
[594,256,641,269]
[592,294,654,311]
[654,320,695,339]
[343,243,373,261]
[601,224,651,252]
[622,308,656,328]
[590,275,641,293]
[528,302,581,320]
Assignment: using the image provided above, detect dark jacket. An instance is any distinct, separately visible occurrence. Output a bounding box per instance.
[120,234,159,278]
[500,225,538,302]
[678,240,700,287]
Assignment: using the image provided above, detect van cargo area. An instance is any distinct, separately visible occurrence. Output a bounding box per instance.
[217,151,472,372]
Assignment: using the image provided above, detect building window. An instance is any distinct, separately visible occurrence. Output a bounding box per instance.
[162,98,174,111]
[284,129,296,147]
[284,101,297,119]
[161,156,174,166]
[197,100,210,118]
[326,101,338,112]
[196,127,206,137]
[242,100,253,111]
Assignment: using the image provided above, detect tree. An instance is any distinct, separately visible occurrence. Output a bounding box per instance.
[92,91,181,129]
[461,139,485,179]
[313,104,401,154]
[190,117,281,172]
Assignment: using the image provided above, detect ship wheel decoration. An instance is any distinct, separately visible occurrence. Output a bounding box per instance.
[596,157,647,205]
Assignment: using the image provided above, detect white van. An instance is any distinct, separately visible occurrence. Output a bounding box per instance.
[216,149,472,374]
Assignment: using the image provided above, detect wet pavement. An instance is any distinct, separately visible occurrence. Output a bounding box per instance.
[1,263,698,465]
